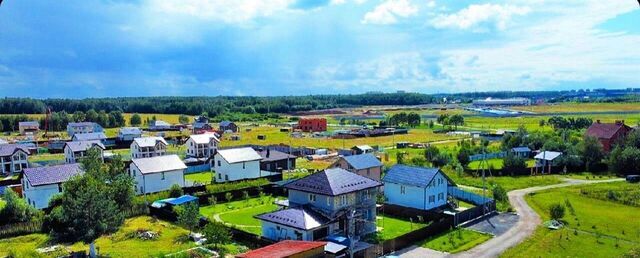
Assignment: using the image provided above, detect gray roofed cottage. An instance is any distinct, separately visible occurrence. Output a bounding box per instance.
[131,154,187,174]
[255,206,331,230]
[284,168,382,196]
[23,163,84,186]
[217,147,262,164]
[341,153,382,170]
[0,144,30,156]
[383,164,455,188]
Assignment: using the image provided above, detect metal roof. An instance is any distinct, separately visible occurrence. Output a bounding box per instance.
[65,140,105,152]
[352,145,373,151]
[219,121,235,127]
[119,127,142,135]
[189,133,219,144]
[72,132,107,141]
[67,122,96,127]
[255,207,330,230]
[0,144,30,156]
[383,164,451,188]
[237,240,327,258]
[133,137,167,147]
[23,163,84,186]
[164,195,198,205]
[342,153,382,170]
[217,147,262,164]
[131,154,187,174]
[284,168,382,196]
[511,146,532,152]
[19,121,39,127]
[534,151,562,161]
[257,149,296,162]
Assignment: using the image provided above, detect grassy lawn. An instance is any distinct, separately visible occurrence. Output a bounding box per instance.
[420,228,492,253]
[296,158,332,171]
[29,153,65,162]
[200,197,277,235]
[511,102,640,113]
[375,215,427,241]
[502,181,640,257]
[122,113,195,126]
[467,158,535,170]
[443,169,563,192]
[185,172,213,184]
[560,172,618,181]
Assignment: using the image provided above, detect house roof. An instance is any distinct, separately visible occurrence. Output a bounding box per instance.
[383,165,454,188]
[255,207,331,230]
[352,145,373,151]
[511,146,531,152]
[586,122,632,139]
[189,133,219,144]
[219,121,235,127]
[131,154,186,174]
[72,132,107,141]
[534,151,562,161]
[164,195,198,206]
[284,168,382,196]
[133,137,167,147]
[65,140,105,152]
[23,163,84,186]
[0,144,30,156]
[217,147,262,163]
[237,240,327,258]
[119,127,142,135]
[151,120,170,126]
[19,121,39,127]
[341,153,382,170]
[256,149,296,162]
[67,122,95,127]
[0,139,7,145]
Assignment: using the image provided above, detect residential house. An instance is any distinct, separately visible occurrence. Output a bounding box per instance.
[149,120,171,131]
[331,153,383,181]
[383,165,455,210]
[66,122,103,137]
[185,133,219,159]
[118,127,143,141]
[18,121,39,136]
[64,141,105,164]
[219,121,238,133]
[534,151,562,174]
[213,147,263,182]
[130,137,167,159]
[511,146,532,158]
[351,145,374,155]
[257,149,296,172]
[256,168,381,242]
[0,144,30,175]
[237,240,327,258]
[130,154,187,195]
[71,132,108,144]
[585,120,633,152]
[22,163,84,209]
[297,118,327,132]
[193,116,213,132]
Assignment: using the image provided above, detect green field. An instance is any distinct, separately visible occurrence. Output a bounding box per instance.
[200,197,277,235]
[511,102,640,113]
[420,228,492,253]
[443,169,564,192]
[375,215,427,241]
[185,172,213,184]
[502,182,640,257]
[467,158,536,170]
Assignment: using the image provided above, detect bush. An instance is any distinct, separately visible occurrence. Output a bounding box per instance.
[492,184,508,203]
[204,178,270,194]
[503,152,526,175]
[0,188,41,225]
[169,184,184,198]
[549,203,565,220]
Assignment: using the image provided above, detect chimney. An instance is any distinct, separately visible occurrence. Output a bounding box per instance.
[266,148,270,158]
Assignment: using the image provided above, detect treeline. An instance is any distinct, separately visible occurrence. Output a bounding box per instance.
[0,93,436,116]
[0,110,125,132]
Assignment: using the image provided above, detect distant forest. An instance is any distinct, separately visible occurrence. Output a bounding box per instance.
[0,90,638,116]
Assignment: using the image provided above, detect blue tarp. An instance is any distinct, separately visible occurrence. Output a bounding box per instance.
[165,195,198,206]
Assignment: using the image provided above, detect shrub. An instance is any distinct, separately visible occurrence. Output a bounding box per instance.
[169,184,184,198]
[549,203,565,220]
[0,188,41,225]
[492,184,508,203]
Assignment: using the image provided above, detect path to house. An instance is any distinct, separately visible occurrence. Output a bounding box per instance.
[397,178,624,258]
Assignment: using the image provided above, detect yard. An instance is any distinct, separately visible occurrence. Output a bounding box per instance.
[501,182,640,257]
[185,171,213,184]
[442,169,564,192]
[200,197,278,235]
[467,158,536,171]
[375,215,428,241]
[420,228,492,253]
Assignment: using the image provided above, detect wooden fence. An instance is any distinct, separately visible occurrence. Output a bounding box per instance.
[0,220,43,239]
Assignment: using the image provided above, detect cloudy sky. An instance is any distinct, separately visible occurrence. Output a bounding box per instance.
[0,0,638,98]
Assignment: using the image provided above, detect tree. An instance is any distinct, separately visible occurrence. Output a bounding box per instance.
[549,203,565,220]
[608,146,640,176]
[428,120,434,129]
[437,114,450,129]
[0,188,40,225]
[203,221,232,249]
[580,136,604,172]
[225,192,233,203]
[169,184,184,198]
[503,152,527,175]
[457,147,471,167]
[424,145,440,162]
[130,113,142,126]
[396,151,407,164]
[492,184,508,203]
[178,114,190,124]
[176,202,200,234]
[449,114,464,130]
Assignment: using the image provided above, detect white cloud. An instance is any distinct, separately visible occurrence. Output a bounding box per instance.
[361,0,418,25]
[149,0,294,24]
[431,3,530,30]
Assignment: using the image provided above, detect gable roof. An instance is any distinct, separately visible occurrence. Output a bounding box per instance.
[237,240,327,258]
[72,132,107,141]
[151,120,170,126]
[188,133,219,144]
[65,140,105,152]
[217,147,262,163]
[0,144,30,156]
[257,149,296,162]
[119,127,142,135]
[133,137,167,147]
[284,168,382,196]
[23,163,84,186]
[383,165,454,188]
[19,121,39,127]
[219,121,235,127]
[341,153,382,170]
[352,145,373,151]
[131,154,186,174]
[511,146,531,152]
[586,122,632,139]
[255,207,331,230]
[534,151,562,161]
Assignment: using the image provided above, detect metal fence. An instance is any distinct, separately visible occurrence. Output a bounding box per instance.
[185,164,211,174]
[448,186,493,205]
[469,151,506,161]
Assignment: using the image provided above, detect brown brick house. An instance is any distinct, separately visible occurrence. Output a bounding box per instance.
[585,120,633,152]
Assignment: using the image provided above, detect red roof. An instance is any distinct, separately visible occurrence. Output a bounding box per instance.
[237,240,326,258]
[586,122,631,139]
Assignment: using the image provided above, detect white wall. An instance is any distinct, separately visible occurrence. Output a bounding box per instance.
[64,146,104,164]
[131,165,185,195]
[130,142,166,159]
[213,154,260,183]
[260,221,310,241]
[22,179,60,209]
[384,172,449,210]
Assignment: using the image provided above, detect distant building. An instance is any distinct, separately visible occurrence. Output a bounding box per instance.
[331,153,383,181]
[67,122,103,137]
[130,154,187,195]
[383,165,455,210]
[0,144,30,175]
[585,120,633,152]
[130,137,167,159]
[118,127,143,141]
[257,148,296,172]
[22,163,84,209]
[297,118,327,132]
[18,121,39,136]
[219,121,238,133]
[71,132,107,143]
[472,97,531,106]
[193,116,212,132]
[213,147,262,183]
[351,145,374,155]
[534,151,562,174]
[64,141,105,164]
[149,120,171,131]
[185,133,219,159]
[511,146,532,158]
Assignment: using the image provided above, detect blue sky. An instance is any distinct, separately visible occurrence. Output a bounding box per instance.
[0,0,638,98]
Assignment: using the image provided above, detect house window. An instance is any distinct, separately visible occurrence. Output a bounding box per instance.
[340,195,347,206]
[161,172,165,180]
[309,194,316,202]
[218,173,222,179]
[400,186,406,194]
[327,197,331,206]
[367,168,370,176]
[58,183,62,192]
[429,195,435,203]
[243,162,245,169]
[217,161,221,167]
[438,193,444,200]
[225,175,229,181]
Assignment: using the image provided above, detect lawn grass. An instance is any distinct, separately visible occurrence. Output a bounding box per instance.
[467,158,535,170]
[122,113,195,126]
[420,228,492,253]
[375,215,427,241]
[185,172,213,184]
[502,181,640,257]
[200,197,277,235]
[295,158,332,171]
[560,172,618,181]
[510,102,640,113]
[442,169,563,192]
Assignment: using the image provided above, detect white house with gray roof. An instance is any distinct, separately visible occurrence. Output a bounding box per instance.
[130,137,167,159]
[64,141,105,164]
[118,127,143,141]
[185,133,219,159]
[67,122,103,137]
[71,132,108,143]
[0,144,30,176]
[213,147,263,183]
[22,163,84,209]
[130,154,187,195]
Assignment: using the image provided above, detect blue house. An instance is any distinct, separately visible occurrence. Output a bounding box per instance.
[383,165,456,210]
[256,168,381,242]
[66,122,104,137]
[511,146,531,158]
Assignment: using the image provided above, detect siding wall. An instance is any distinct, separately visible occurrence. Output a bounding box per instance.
[213,154,261,183]
[22,180,60,209]
[384,173,448,210]
[131,165,185,195]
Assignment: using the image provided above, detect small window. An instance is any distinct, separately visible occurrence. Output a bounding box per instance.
[58,183,62,192]
[217,160,221,166]
[429,195,435,203]
[243,162,245,169]
[218,173,222,179]
[225,175,229,181]
[400,186,406,194]
[309,194,316,202]
[161,172,165,180]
